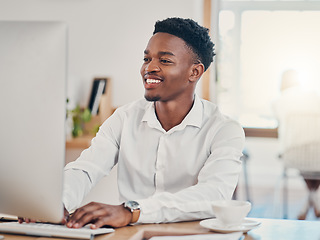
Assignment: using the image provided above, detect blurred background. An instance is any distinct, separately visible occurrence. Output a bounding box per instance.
[2,0,320,221]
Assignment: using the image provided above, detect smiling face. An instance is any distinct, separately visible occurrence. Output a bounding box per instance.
[140,32,198,102]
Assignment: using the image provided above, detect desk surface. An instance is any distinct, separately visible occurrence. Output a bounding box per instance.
[1,218,320,240]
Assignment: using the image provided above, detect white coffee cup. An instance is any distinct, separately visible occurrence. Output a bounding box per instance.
[212,200,251,227]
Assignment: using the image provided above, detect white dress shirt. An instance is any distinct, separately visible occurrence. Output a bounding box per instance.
[63,95,245,223]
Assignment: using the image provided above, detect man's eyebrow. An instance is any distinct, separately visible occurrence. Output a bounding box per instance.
[143,50,175,56]
[158,51,175,56]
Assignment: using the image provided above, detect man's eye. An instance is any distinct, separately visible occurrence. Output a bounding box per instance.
[160,59,172,64]
[143,57,150,63]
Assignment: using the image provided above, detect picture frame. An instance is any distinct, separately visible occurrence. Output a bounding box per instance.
[88,78,108,115]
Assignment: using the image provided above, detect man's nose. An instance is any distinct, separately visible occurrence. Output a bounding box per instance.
[145,59,160,72]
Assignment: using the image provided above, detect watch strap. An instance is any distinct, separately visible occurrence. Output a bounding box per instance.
[124,201,141,223]
[130,208,140,223]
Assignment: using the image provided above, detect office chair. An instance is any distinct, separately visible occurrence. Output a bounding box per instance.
[281,113,320,219]
[232,150,251,202]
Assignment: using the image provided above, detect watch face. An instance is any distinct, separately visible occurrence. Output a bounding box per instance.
[126,201,140,210]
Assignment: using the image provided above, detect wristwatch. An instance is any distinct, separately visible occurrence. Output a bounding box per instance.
[123,200,141,223]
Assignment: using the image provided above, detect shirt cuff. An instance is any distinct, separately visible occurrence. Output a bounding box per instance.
[135,198,161,223]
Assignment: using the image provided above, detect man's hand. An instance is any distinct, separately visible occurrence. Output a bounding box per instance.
[18,217,36,224]
[18,207,69,224]
[66,202,132,229]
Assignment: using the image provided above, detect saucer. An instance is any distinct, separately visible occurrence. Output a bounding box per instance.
[199,218,261,233]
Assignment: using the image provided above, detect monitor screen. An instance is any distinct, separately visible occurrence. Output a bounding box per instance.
[0,21,67,223]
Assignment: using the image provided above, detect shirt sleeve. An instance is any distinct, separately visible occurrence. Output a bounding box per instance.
[63,169,92,212]
[136,121,245,223]
[62,110,122,211]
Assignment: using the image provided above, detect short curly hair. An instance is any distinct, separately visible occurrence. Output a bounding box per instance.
[153,17,215,71]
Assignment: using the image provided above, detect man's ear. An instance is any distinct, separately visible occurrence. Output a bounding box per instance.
[189,63,205,82]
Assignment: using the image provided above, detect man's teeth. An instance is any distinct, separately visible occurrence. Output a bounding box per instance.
[146,79,161,84]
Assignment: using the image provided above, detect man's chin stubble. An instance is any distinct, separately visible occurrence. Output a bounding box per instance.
[145,95,161,102]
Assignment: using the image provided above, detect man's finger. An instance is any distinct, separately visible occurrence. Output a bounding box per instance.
[90,216,111,229]
[67,203,102,228]
[67,203,132,228]
[61,208,70,225]
[70,206,109,228]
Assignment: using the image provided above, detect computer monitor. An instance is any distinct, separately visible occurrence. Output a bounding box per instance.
[0,21,67,223]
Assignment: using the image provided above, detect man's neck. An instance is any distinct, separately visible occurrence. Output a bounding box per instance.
[154,96,195,132]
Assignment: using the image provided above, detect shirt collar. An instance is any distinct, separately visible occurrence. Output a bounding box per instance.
[181,94,203,128]
[141,94,203,132]
[141,101,162,131]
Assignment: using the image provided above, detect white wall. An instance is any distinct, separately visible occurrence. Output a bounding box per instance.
[0,0,204,108]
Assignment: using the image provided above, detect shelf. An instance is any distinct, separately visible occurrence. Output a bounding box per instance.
[243,127,278,138]
[65,135,94,149]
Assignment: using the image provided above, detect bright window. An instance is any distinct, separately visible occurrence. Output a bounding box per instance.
[217,3,320,128]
